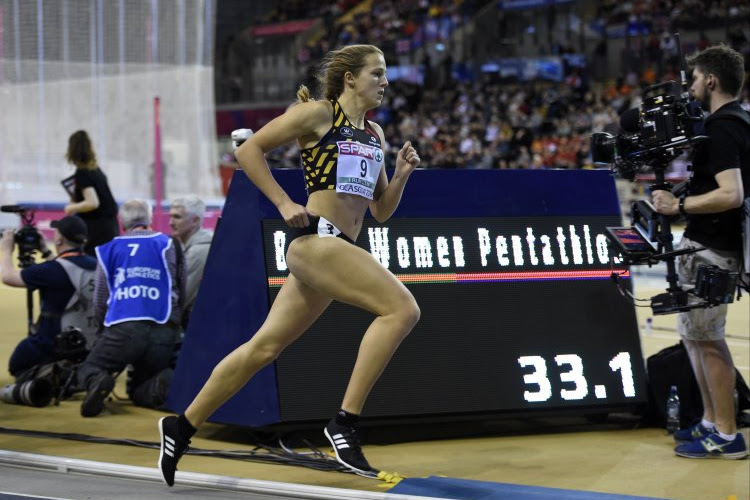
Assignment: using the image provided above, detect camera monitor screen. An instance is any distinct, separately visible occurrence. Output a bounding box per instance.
[605,226,656,260]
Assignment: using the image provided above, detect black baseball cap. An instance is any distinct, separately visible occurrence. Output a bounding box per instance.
[50,215,88,245]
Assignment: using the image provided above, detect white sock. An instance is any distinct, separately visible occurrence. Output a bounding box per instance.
[716,430,737,441]
[701,419,715,430]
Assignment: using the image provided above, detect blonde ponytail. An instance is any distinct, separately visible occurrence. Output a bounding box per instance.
[298,45,384,103]
[296,84,314,103]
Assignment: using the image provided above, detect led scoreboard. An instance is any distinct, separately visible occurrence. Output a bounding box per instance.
[168,169,649,427]
[264,216,645,420]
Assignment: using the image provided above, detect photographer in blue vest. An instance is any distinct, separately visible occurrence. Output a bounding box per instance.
[77,199,185,417]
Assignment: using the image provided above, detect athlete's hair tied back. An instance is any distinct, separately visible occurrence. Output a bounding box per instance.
[296,84,314,103]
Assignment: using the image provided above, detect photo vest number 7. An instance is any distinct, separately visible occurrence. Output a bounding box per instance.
[95,233,172,326]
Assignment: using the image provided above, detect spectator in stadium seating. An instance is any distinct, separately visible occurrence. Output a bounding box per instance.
[659,32,679,73]
[76,199,185,417]
[63,130,120,256]
[158,44,421,487]
[168,195,213,327]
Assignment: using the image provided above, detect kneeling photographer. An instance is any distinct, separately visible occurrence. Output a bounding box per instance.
[76,199,185,417]
[0,215,97,384]
[650,45,749,460]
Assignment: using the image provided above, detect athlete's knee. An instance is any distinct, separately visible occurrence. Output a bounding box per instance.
[395,296,420,330]
[247,339,285,366]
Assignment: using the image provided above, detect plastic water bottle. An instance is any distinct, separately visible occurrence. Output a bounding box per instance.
[645,317,652,335]
[666,385,680,434]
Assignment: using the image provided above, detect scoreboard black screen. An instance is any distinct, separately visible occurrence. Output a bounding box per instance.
[262,216,648,421]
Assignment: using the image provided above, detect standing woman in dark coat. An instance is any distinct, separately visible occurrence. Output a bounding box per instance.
[64,130,120,256]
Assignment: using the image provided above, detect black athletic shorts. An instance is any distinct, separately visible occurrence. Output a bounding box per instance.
[289,216,355,245]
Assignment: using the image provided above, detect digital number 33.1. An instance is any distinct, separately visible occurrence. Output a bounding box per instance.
[518,352,636,402]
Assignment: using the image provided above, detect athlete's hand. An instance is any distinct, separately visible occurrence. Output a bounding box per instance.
[278,200,314,228]
[395,141,420,174]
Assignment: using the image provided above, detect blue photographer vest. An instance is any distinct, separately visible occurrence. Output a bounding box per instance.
[96,233,172,326]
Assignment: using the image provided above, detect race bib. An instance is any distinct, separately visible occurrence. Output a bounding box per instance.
[336,141,383,200]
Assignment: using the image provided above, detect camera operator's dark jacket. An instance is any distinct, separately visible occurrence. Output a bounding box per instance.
[685,101,750,251]
[9,254,96,376]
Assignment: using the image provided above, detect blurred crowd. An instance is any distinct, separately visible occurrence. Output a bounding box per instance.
[297,0,482,68]
[262,0,360,25]
[265,77,624,170]
[244,0,750,171]
[594,0,750,33]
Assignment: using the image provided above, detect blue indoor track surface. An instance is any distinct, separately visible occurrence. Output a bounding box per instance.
[388,476,669,500]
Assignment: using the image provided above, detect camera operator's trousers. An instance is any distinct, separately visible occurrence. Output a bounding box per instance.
[76,320,181,408]
[676,236,740,341]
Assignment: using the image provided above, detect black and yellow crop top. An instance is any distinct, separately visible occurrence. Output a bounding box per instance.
[301,100,384,200]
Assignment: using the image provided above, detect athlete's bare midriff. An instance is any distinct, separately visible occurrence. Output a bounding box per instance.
[306,189,371,240]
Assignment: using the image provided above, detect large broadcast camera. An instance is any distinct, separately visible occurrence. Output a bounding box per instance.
[591,80,706,181]
[1,204,45,269]
[591,34,738,315]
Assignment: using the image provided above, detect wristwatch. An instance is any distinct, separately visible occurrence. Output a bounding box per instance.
[678,195,688,216]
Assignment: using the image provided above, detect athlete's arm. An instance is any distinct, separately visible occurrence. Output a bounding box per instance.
[234,100,331,228]
[369,123,420,222]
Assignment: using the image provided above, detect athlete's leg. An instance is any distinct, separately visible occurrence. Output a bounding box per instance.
[184,274,332,427]
[286,236,420,414]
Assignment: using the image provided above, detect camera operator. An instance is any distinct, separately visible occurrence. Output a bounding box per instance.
[76,199,185,417]
[0,216,96,378]
[651,44,749,460]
